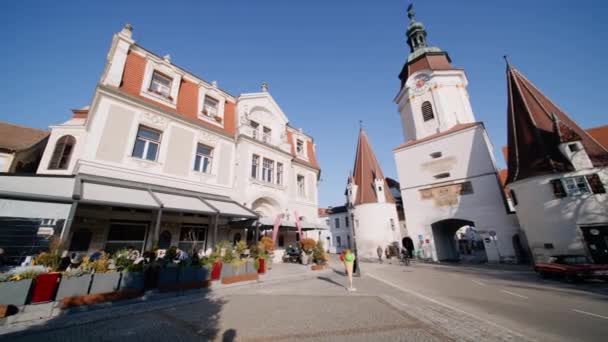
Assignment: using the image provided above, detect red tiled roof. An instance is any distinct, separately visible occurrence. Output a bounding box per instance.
[118,51,237,135]
[393,122,480,151]
[399,52,455,89]
[505,65,608,184]
[352,129,394,205]
[0,122,49,152]
[587,125,608,150]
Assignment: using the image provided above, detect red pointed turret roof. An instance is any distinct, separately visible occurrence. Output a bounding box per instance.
[505,65,608,184]
[351,129,395,205]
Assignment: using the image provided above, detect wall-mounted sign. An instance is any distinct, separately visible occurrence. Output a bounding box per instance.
[37,227,54,236]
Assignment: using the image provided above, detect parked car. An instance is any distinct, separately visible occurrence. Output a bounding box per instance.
[534,255,608,282]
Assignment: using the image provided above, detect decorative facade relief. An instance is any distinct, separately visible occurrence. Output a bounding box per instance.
[139,112,168,130]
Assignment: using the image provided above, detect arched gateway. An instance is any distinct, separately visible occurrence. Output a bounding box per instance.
[431,219,487,263]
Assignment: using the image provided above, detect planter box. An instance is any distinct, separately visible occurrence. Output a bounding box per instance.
[210,262,222,281]
[221,273,259,285]
[120,272,145,291]
[220,263,234,279]
[144,266,159,289]
[157,267,179,291]
[257,258,266,274]
[90,272,121,294]
[311,265,326,271]
[245,260,256,274]
[0,279,33,306]
[31,273,61,303]
[56,274,92,301]
[179,267,207,283]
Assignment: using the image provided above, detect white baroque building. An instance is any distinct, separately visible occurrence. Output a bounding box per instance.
[318,206,353,254]
[0,24,325,263]
[392,6,521,263]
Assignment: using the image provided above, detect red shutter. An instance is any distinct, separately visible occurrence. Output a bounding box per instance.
[550,179,567,198]
[586,174,606,194]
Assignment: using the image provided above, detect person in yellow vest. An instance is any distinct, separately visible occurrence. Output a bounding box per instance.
[344,249,356,291]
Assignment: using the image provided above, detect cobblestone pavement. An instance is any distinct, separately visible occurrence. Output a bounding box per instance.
[0,260,541,342]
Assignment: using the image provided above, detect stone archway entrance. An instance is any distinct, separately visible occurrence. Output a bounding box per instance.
[431,219,487,263]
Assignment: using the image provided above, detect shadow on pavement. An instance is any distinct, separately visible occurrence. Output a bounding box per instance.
[2,289,227,341]
[317,276,347,289]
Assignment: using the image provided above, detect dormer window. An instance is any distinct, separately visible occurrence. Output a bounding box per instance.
[250,120,260,140]
[202,96,219,117]
[149,71,172,99]
[422,101,434,121]
[568,143,580,152]
[263,126,272,144]
[296,139,304,156]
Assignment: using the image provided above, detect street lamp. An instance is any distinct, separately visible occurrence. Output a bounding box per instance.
[347,202,361,277]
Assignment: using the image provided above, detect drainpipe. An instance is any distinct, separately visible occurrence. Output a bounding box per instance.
[148,189,163,249]
[60,176,83,250]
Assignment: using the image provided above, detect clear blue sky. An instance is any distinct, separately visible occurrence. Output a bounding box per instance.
[1,1,606,207]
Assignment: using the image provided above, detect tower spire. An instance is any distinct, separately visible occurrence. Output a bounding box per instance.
[406,4,428,53]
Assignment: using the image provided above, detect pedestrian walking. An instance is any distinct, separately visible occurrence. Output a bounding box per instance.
[377,245,383,264]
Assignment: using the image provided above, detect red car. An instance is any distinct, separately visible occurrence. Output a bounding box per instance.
[534,255,608,282]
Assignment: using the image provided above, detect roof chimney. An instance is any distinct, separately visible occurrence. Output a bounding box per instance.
[163,54,171,63]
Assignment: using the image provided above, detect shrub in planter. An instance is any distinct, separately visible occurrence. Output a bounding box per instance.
[31,272,62,303]
[33,252,61,272]
[231,259,246,275]
[119,262,145,291]
[157,265,179,290]
[55,269,92,301]
[179,265,207,284]
[0,269,42,306]
[245,259,256,274]
[313,240,329,266]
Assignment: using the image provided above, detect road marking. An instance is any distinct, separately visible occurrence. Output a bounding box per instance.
[366,272,533,341]
[471,279,487,286]
[500,290,529,299]
[573,309,608,320]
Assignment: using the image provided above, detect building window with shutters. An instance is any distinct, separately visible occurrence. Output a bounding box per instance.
[345,216,349,228]
[421,101,434,121]
[251,154,260,179]
[561,176,591,197]
[586,174,606,194]
[193,143,213,174]
[48,135,76,170]
[132,126,161,161]
[334,217,340,229]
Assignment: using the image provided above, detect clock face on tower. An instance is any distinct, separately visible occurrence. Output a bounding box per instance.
[410,73,431,94]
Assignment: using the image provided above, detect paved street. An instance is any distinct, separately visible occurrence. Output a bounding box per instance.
[364,260,608,342]
[1,259,607,341]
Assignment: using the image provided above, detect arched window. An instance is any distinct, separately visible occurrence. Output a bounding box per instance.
[48,135,76,170]
[69,229,92,252]
[421,101,434,121]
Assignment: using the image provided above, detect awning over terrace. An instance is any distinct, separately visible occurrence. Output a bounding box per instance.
[257,216,328,230]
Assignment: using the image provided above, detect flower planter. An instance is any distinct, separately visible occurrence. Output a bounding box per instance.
[31,273,61,303]
[0,279,33,306]
[301,253,310,265]
[60,289,142,309]
[257,258,266,274]
[231,263,246,276]
[245,260,256,274]
[157,267,179,291]
[55,274,92,301]
[89,272,121,294]
[179,267,207,283]
[220,263,234,279]
[210,261,222,281]
[119,272,145,291]
[311,265,326,271]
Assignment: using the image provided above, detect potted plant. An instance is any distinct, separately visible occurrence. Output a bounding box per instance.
[260,237,275,270]
[113,250,145,291]
[249,243,266,274]
[55,268,92,301]
[157,247,179,291]
[30,252,62,303]
[84,253,122,294]
[213,115,222,123]
[312,240,328,270]
[300,238,316,265]
[203,252,222,281]
[0,268,43,306]
[220,247,236,279]
[178,256,208,288]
